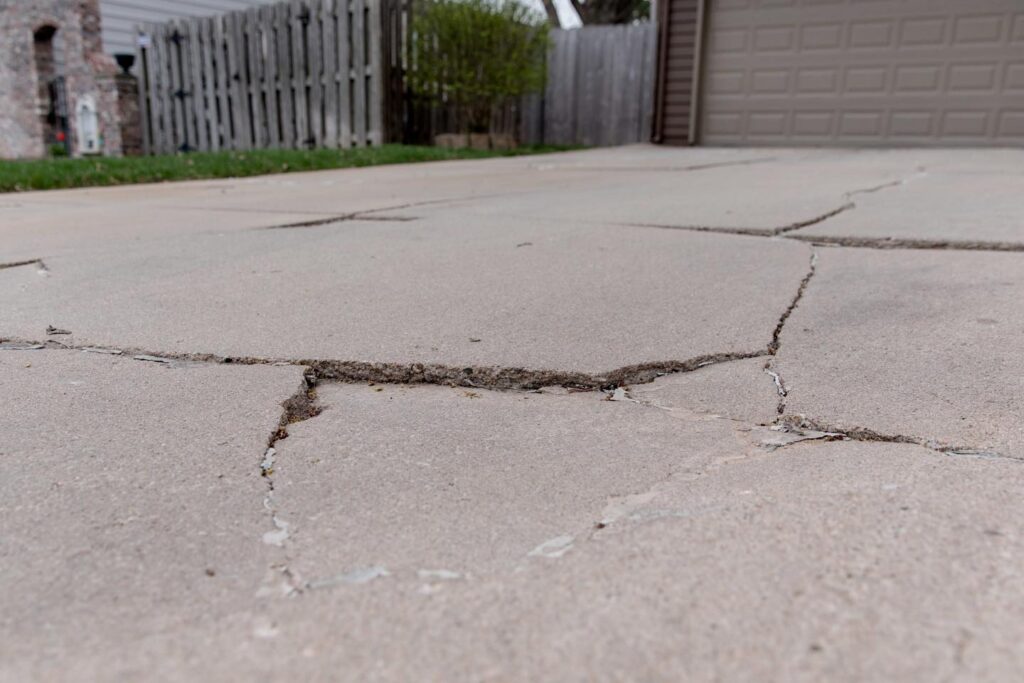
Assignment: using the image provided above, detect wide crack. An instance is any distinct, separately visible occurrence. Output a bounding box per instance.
[0,337,768,392]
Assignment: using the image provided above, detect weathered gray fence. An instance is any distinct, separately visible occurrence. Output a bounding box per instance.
[137,0,383,154]
[530,24,656,147]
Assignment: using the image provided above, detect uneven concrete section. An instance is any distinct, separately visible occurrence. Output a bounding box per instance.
[4,146,1024,681]
[0,218,810,374]
[792,167,1024,249]
[0,349,306,680]
[267,382,748,585]
[625,356,780,424]
[775,247,1024,458]
[57,439,1024,682]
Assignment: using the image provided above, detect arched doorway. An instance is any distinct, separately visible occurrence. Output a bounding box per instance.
[33,24,70,155]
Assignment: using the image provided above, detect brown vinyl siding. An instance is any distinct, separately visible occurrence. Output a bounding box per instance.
[653,0,703,145]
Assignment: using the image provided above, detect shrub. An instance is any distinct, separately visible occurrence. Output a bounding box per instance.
[409,0,548,133]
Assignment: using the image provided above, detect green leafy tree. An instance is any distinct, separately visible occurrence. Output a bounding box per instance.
[410,0,548,133]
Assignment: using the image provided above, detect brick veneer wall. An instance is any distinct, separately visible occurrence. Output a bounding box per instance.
[0,0,123,158]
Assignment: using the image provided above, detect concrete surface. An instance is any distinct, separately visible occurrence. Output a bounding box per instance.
[775,247,1024,458]
[0,215,811,373]
[0,349,305,681]
[3,145,1024,681]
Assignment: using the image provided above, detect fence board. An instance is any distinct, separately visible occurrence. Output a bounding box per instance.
[245,8,265,148]
[275,2,295,148]
[185,18,208,152]
[322,0,339,147]
[213,16,232,149]
[225,12,249,149]
[137,25,153,154]
[337,0,352,147]
[308,0,324,147]
[367,0,383,144]
[199,18,220,151]
[352,0,367,145]
[290,0,309,148]
[260,6,280,148]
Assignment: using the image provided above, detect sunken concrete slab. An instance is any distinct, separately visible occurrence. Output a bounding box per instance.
[92,439,1024,682]
[626,356,780,425]
[775,247,1024,458]
[0,349,306,681]
[267,381,748,584]
[0,217,811,376]
[791,167,1024,248]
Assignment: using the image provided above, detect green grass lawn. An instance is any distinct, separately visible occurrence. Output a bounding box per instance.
[0,144,575,193]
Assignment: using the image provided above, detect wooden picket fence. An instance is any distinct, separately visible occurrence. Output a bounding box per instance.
[137,0,383,154]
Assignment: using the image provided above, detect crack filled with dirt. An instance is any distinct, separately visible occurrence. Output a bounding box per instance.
[0,258,47,272]
[759,248,818,414]
[0,337,769,391]
[257,370,323,597]
[778,415,1020,462]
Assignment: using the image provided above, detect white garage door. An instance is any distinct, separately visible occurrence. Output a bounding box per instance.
[699,0,1024,145]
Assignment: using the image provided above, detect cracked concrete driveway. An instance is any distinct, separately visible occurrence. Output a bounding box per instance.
[3,145,1024,682]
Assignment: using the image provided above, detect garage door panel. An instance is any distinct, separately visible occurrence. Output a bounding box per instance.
[699,0,1024,144]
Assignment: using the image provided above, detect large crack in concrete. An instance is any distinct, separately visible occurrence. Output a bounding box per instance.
[258,370,323,597]
[0,337,769,391]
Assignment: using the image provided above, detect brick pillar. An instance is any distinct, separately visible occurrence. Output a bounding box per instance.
[115,72,143,155]
[79,0,104,59]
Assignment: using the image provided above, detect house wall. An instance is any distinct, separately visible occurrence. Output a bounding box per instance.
[0,0,122,158]
[99,0,280,57]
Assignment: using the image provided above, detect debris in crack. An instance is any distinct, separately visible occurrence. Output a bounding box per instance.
[0,342,44,350]
[260,447,276,477]
[753,424,843,451]
[82,347,123,355]
[763,365,786,397]
[262,495,291,547]
[267,369,322,448]
[528,535,575,558]
[0,336,770,393]
[306,566,390,589]
[763,362,787,415]
[46,325,71,335]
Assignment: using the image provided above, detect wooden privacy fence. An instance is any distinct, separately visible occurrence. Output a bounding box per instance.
[402,24,656,147]
[535,24,657,147]
[137,0,383,154]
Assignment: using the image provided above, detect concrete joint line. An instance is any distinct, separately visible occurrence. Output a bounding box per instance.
[264,193,511,230]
